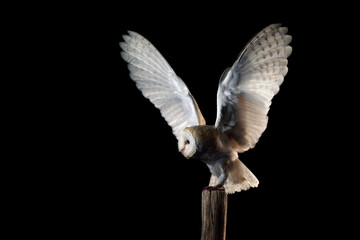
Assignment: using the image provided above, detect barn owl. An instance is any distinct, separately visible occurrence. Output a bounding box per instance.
[120,24,292,194]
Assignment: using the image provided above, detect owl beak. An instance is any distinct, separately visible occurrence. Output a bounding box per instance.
[180,147,185,155]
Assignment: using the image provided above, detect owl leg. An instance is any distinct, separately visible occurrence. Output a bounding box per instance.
[216,171,228,187]
[204,171,228,191]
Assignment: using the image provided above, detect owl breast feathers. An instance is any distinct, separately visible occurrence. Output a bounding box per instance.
[120,24,292,193]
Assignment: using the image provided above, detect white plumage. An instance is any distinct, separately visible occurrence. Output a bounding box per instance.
[120,24,292,194]
[120,31,205,139]
[215,24,292,153]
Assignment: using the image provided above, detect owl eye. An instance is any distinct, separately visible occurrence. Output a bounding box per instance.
[185,140,190,144]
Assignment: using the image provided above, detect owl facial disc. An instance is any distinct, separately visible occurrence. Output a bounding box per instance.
[178,129,196,159]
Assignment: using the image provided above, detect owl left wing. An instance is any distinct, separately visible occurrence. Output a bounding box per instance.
[120,31,205,139]
[215,24,292,153]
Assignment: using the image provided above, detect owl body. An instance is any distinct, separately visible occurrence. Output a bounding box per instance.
[180,125,259,192]
[187,125,223,161]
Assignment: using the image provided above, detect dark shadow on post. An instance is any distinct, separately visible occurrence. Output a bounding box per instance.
[201,186,227,240]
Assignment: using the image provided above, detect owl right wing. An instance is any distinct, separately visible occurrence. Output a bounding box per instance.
[215,24,292,153]
[120,31,206,139]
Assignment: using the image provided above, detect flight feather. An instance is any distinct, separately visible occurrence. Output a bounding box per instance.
[215,24,292,152]
[120,31,205,139]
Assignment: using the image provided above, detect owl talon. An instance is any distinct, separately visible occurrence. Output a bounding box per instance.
[203,185,225,191]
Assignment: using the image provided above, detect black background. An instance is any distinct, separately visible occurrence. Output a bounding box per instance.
[34,2,356,239]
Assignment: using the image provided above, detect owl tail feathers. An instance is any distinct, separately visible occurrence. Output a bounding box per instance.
[209,159,259,194]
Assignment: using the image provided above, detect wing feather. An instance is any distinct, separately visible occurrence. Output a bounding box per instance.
[120,31,206,139]
[216,24,292,152]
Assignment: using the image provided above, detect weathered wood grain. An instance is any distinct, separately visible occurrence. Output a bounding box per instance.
[201,186,227,240]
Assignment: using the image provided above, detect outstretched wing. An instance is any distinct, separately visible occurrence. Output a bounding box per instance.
[120,31,205,139]
[215,24,292,152]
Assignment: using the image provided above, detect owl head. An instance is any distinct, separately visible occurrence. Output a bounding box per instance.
[178,128,197,159]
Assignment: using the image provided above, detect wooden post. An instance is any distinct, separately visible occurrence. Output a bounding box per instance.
[201,187,227,240]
